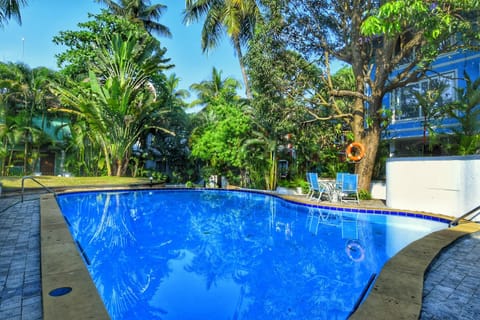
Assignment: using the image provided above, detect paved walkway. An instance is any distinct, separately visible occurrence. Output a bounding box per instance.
[0,194,42,320]
[420,231,480,319]
[0,192,479,319]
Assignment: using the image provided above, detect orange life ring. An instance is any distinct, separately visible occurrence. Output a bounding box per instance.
[346,142,365,162]
[345,240,365,262]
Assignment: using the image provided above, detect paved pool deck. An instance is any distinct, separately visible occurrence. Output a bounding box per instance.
[0,194,42,320]
[1,190,479,319]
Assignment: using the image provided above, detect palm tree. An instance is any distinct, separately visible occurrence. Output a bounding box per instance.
[0,62,58,174]
[54,32,173,176]
[189,67,241,107]
[163,73,190,108]
[183,0,261,99]
[0,0,27,27]
[241,122,279,190]
[441,72,480,155]
[95,0,171,37]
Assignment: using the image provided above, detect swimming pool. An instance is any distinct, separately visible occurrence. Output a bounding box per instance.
[56,189,448,319]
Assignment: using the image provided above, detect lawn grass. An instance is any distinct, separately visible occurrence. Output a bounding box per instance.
[0,176,150,191]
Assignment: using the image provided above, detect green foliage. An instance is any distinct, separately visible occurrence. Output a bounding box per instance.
[1,9,191,180]
[138,169,167,183]
[0,0,26,27]
[358,189,372,200]
[278,177,309,193]
[318,148,350,178]
[150,171,167,183]
[440,72,480,155]
[95,0,171,38]
[189,67,242,108]
[361,0,480,66]
[188,68,251,185]
[190,101,251,173]
[362,0,478,40]
[457,135,480,155]
[53,28,173,176]
[269,0,479,190]
[0,62,59,175]
[53,12,173,79]
[244,9,322,190]
[184,0,261,97]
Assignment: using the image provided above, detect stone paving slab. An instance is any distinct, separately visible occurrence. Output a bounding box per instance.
[0,195,42,320]
[420,231,480,320]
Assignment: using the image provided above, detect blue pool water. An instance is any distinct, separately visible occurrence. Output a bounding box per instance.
[56,189,448,319]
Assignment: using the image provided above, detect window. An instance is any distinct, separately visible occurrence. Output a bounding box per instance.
[392,71,455,121]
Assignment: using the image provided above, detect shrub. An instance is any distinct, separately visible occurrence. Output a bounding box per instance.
[359,189,372,200]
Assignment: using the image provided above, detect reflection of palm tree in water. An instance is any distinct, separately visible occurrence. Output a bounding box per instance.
[60,190,389,318]
[84,193,183,318]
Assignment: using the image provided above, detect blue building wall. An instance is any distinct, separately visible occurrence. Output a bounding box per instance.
[383,50,480,142]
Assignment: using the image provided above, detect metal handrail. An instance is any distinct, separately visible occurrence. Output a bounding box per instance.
[449,204,480,227]
[21,176,56,202]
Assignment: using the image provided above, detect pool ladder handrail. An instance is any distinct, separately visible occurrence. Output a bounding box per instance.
[21,176,57,202]
[449,204,480,227]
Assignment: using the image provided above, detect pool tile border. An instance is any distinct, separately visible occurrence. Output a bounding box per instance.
[58,187,454,224]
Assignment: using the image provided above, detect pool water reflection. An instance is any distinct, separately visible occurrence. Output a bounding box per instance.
[56,189,447,320]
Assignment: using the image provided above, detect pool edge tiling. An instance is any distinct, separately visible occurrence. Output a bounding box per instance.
[40,188,479,320]
[280,194,453,223]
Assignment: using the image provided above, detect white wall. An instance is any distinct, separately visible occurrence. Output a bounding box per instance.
[386,155,480,218]
[370,180,386,200]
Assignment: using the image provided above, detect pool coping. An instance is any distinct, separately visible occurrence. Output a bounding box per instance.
[40,194,110,320]
[40,188,480,320]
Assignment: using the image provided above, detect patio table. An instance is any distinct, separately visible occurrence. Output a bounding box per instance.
[319,179,340,202]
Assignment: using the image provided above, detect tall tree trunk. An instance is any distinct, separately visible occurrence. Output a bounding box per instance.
[0,138,5,175]
[23,131,28,174]
[233,39,252,99]
[266,150,277,190]
[120,157,130,177]
[356,129,380,192]
[350,96,381,191]
[116,159,123,177]
[101,143,112,176]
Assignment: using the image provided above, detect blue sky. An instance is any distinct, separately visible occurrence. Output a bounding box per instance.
[0,0,244,97]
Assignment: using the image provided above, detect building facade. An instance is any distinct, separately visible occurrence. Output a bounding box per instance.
[383,50,480,156]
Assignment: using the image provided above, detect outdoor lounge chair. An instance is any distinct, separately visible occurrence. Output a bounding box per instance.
[336,172,347,190]
[339,173,360,203]
[306,172,314,198]
[308,172,328,202]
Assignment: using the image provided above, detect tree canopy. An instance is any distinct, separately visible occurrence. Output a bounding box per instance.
[53,26,173,176]
[95,0,172,37]
[275,0,480,189]
[184,0,262,98]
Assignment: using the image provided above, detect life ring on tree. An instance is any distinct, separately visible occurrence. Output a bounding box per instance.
[346,142,365,162]
[345,240,365,262]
